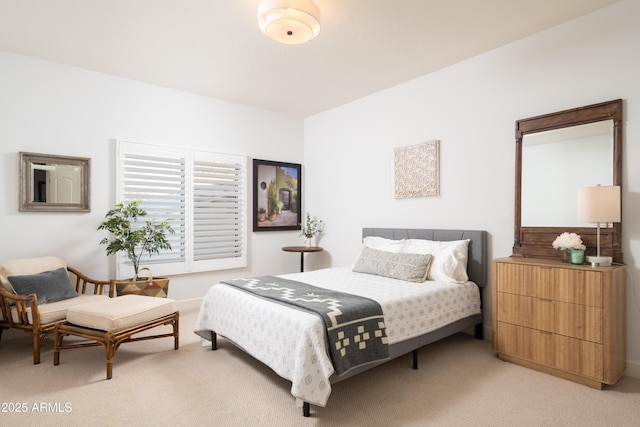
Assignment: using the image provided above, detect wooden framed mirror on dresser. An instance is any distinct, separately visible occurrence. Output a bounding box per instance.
[493,99,626,389]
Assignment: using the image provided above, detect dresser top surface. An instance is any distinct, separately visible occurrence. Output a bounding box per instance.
[494,256,625,272]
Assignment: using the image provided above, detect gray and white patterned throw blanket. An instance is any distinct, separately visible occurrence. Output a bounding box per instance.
[221,275,389,376]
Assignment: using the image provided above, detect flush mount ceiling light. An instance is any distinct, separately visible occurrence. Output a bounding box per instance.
[258,0,321,45]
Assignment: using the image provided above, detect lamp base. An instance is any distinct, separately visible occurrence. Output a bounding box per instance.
[586,255,613,267]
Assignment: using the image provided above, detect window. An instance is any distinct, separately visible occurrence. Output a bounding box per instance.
[115,140,246,278]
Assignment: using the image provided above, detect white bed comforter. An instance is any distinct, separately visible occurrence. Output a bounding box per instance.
[194,267,480,407]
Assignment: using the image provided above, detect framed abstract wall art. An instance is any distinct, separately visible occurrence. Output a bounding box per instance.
[394,140,440,198]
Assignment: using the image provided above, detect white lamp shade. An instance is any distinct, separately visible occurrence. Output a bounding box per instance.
[578,185,621,223]
[258,0,320,45]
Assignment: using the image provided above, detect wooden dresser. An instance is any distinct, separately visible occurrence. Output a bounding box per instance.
[492,257,626,389]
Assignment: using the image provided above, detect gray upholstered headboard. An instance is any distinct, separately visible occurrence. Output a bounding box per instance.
[362,228,488,288]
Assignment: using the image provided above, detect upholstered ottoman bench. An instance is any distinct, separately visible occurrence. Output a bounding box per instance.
[53,295,179,379]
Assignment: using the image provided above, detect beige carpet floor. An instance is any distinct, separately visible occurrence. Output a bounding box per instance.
[1,304,639,426]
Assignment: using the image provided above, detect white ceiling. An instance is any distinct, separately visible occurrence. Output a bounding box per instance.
[0,0,619,117]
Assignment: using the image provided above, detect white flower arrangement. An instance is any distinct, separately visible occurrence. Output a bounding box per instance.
[300,213,324,239]
[552,232,586,251]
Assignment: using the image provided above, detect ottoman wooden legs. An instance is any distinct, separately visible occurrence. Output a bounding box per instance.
[54,311,179,379]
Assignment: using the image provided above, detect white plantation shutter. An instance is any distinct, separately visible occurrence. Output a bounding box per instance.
[192,152,245,266]
[115,140,246,278]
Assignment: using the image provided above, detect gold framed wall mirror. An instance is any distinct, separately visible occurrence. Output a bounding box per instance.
[19,152,91,212]
[512,99,623,263]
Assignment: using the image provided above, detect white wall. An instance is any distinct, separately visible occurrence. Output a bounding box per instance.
[0,50,306,302]
[304,0,640,377]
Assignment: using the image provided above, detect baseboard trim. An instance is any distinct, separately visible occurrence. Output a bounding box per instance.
[624,359,640,379]
[175,297,203,312]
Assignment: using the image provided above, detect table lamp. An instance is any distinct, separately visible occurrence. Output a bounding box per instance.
[577,185,621,267]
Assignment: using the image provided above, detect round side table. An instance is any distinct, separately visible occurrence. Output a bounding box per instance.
[281,246,323,272]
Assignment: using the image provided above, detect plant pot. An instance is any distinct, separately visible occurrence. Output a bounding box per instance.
[115,268,169,298]
[258,212,266,222]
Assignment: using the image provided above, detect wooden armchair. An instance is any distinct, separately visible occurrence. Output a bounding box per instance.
[0,257,114,364]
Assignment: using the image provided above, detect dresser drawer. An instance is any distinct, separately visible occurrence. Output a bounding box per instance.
[496,322,554,367]
[551,268,602,307]
[496,293,602,342]
[496,322,603,380]
[495,262,550,298]
[495,262,602,307]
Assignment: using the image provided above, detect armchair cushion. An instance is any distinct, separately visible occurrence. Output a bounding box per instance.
[0,256,67,293]
[8,267,78,306]
[9,294,110,324]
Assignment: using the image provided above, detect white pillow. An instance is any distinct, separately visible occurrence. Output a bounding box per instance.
[362,236,405,252]
[402,239,470,283]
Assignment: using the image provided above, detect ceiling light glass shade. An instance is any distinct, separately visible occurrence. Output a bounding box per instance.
[258,0,321,45]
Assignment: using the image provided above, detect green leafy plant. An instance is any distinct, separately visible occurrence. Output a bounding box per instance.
[300,213,324,239]
[98,200,174,275]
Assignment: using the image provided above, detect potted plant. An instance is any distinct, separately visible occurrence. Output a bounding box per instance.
[257,207,267,222]
[98,200,175,297]
[300,213,324,247]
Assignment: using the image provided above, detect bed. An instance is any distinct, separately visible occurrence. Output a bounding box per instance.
[195,228,487,417]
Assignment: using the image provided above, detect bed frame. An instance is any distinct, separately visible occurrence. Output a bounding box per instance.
[210,227,488,417]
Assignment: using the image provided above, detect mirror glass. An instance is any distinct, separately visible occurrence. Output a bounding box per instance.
[19,152,91,212]
[521,120,613,227]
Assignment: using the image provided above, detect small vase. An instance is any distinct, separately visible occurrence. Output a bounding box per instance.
[560,248,571,263]
[570,249,585,265]
[304,237,312,248]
